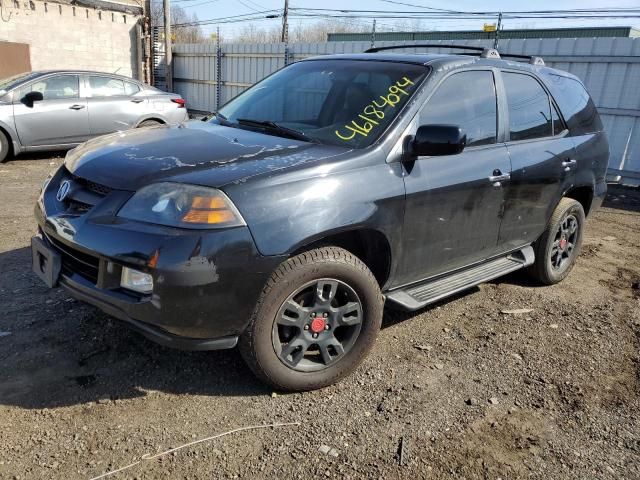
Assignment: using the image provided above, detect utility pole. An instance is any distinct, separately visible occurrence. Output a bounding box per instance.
[493,12,502,50]
[370,19,376,49]
[281,0,288,43]
[143,0,152,84]
[163,0,173,91]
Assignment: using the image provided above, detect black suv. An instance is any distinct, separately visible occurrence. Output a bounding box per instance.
[32,46,609,391]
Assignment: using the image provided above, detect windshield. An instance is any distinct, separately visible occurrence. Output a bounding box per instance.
[0,71,40,93]
[216,60,428,148]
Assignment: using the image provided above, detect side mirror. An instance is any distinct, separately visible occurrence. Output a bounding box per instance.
[22,91,44,107]
[407,124,467,157]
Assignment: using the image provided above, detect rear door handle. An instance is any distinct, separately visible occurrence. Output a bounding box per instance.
[562,159,577,171]
[488,173,511,183]
[69,104,85,110]
[130,98,144,103]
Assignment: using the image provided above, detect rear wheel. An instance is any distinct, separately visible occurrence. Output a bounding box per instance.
[528,198,585,285]
[137,119,162,128]
[0,131,11,163]
[239,247,384,391]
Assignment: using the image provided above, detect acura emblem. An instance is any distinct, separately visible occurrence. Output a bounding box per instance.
[56,180,71,202]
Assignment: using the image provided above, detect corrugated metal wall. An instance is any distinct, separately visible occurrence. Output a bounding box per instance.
[171,38,640,183]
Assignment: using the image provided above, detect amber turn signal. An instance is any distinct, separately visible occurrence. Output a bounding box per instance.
[182,194,240,225]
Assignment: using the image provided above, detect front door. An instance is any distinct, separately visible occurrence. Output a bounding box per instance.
[13,74,89,147]
[396,69,511,286]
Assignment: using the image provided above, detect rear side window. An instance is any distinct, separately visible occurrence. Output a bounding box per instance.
[419,70,497,147]
[503,72,552,141]
[545,74,602,135]
[88,76,126,97]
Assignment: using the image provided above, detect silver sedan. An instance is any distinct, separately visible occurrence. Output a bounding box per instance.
[0,70,189,163]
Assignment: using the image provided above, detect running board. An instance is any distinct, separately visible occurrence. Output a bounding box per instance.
[386,246,535,311]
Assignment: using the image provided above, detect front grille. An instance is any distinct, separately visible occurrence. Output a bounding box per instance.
[45,233,100,284]
[71,174,113,197]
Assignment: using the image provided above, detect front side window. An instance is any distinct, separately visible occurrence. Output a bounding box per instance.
[503,72,552,141]
[217,60,429,148]
[88,76,126,97]
[19,75,79,100]
[419,70,497,147]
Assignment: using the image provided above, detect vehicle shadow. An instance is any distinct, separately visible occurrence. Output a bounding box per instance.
[6,151,66,162]
[603,184,640,213]
[0,245,448,410]
[0,246,271,410]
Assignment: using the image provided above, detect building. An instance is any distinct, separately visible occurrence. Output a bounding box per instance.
[0,0,143,79]
[328,26,640,42]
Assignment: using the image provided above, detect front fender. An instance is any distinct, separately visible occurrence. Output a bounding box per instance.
[224,156,406,259]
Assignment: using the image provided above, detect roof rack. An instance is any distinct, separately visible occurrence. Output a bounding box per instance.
[363,44,544,66]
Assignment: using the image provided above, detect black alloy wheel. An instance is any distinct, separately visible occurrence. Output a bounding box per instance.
[239,247,384,391]
[528,197,585,285]
[550,213,579,272]
[272,278,363,372]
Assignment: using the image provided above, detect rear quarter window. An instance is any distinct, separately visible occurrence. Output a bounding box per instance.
[544,74,603,135]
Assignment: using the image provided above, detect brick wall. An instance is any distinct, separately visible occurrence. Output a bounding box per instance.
[0,0,141,78]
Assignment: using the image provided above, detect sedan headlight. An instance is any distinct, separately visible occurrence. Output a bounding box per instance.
[118,183,246,229]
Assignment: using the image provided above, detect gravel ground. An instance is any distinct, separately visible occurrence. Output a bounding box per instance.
[0,155,639,480]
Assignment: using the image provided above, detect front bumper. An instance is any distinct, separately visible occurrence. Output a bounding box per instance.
[35,167,284,348]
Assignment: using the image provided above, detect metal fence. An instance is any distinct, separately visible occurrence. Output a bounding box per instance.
[167,38,640,184]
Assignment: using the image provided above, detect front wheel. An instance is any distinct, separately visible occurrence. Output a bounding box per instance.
[0,131,11,163]
[239,247,384,391]
[528,197,585,285]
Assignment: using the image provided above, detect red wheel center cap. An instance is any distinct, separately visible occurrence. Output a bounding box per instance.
[559,238,568,250]
[310,317,326,333]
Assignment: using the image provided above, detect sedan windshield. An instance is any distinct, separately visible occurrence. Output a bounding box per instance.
[216,60,429,148]
[0,72,41,92]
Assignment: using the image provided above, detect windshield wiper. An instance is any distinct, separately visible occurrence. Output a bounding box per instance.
[236,118,317,143]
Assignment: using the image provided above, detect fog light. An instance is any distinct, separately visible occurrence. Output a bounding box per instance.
[120,267,153,294]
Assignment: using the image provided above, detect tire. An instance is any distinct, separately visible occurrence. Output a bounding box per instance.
[528,197,585,285]
[137,120,162,128]
[0,131,10,164]
[239,247,384,391]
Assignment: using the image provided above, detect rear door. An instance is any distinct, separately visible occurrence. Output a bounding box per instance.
[86,75,147,136]
[396,69,512,286]
[12,74,89,146]
[498,70,576,250]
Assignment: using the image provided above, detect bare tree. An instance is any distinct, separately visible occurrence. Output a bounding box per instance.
[230,19,371,44]
[151,0,208,44]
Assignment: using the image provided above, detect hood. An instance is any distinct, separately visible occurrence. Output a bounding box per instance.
[65,121,346,191]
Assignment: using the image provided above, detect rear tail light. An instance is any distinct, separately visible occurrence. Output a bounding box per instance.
[171,98,186,108]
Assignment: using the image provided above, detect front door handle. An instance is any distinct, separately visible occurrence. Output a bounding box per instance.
[130,98,144,103]
[562,159,577,171]
[69,104,85,110]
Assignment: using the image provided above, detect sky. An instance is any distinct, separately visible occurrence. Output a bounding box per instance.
[173,0,640,39]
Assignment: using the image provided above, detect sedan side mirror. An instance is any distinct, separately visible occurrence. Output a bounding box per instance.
[22,91,44,107]
[407,124,467,157]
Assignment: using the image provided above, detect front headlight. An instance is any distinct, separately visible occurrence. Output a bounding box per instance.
[118,183,246,229]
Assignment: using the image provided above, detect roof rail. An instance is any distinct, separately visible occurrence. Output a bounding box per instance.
[364,43,544,65]
[498,53,545,66]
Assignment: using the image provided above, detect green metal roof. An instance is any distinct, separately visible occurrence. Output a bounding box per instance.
[328,26,640,42]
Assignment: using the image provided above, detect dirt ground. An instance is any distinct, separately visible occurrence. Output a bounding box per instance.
[0,154,638,480]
